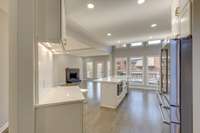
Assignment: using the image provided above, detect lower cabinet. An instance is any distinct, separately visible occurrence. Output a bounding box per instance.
[36,102,84,133]
[100,81,128,109]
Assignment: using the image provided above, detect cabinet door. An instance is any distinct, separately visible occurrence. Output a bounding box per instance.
[180,2,191,38]
[171,0,181,37]
[180,0,189,11]
[37,0,61,43]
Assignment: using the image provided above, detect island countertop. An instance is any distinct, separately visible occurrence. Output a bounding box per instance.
[35,86,85,108]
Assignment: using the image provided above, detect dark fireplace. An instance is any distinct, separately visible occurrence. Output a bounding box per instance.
[65,68,81,83]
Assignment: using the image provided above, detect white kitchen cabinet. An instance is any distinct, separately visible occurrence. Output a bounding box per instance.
[36,103,84,133]
[171,0,181,38]
[95,77,128,109]
[37,0,61,43]
[35,86,85,133]
[171,0,192,38]
[100,81,128,109]
[180,2,192,37]
[180,0,190,11]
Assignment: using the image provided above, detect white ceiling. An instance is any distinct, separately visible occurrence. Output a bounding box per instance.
[65,0,172,46]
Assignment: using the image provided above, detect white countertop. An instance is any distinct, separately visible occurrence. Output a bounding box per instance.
[35,86,85,108]
[94,76,128,83]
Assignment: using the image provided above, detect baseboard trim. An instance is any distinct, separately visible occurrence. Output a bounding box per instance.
[0,122,9,133]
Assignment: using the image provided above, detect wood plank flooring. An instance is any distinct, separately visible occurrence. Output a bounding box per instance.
[82,81,170,133]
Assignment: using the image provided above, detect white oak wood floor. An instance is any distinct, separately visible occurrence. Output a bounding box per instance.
[82,81,170,133]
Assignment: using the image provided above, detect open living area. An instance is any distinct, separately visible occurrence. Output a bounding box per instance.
[0,0,200,133]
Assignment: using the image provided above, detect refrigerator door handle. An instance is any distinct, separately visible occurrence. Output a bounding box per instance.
[170,104,180,108]
[159,105,171,125]
[171,121,181,125]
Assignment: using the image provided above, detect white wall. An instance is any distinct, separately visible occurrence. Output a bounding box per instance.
[0,0,9,130]
[38,44,53,101]
[192,0,200,132]
[53,54,83,85]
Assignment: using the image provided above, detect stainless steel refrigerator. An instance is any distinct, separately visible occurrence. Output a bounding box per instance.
[159,36,193,133]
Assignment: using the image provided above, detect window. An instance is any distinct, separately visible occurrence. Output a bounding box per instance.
[116,44,127,48]
[148,40,162,45]
[147,56,160,86]
[97,63,103,79]
[86,62,93,79]
[115,58,127,76]
[130,42,143,47]
[122,44,127,48]
[107,61,111,77]
[129,57,144,85]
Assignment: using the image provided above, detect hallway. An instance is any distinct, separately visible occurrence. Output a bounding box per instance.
[83,81,170,133]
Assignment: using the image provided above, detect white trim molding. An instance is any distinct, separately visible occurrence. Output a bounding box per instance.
[192,0,200,133]
[9,0,36,133]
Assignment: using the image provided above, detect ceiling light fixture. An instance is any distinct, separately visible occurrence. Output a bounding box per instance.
[137,0,145,5]
[151,24,157,28]
[107,33,112,36]
[87,3,95,9]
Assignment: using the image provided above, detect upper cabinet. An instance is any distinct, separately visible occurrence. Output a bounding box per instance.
[37,0,61,43]
[180,1,192,38]
[171,0,192,38]
[180,0,190,11]
[171,0,180,38]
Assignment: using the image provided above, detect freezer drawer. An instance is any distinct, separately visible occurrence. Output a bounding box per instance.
[170,106,180,125]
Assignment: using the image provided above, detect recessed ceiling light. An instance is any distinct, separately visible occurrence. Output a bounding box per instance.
[137,0,145,5]
[87,3,95,9]
[151,24,157,28]
[107,33,112,36]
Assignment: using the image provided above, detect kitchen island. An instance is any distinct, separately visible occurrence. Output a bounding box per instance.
[95,76,128,109]
[35,86,85,133]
